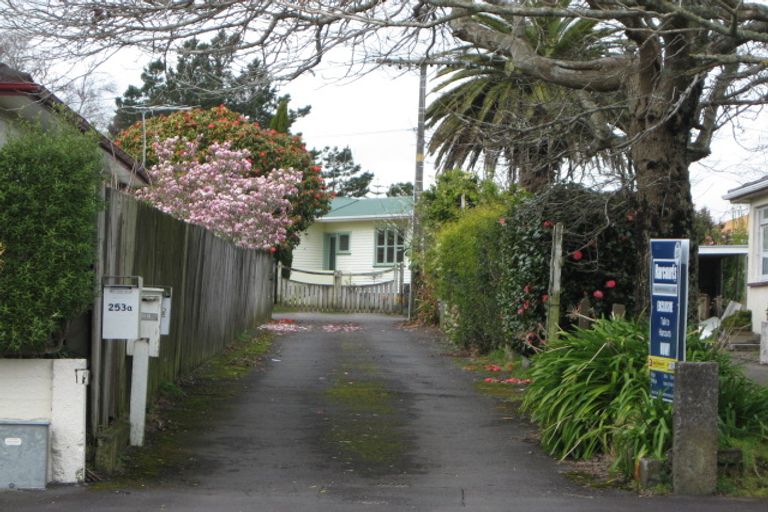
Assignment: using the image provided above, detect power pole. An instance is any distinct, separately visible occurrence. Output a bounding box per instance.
[415,63,427,198]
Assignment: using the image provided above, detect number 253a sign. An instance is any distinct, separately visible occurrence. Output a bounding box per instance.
[102,282,142,339]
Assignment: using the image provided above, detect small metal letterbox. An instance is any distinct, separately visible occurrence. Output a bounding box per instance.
[102,276,143,340]
[127,287,163,358]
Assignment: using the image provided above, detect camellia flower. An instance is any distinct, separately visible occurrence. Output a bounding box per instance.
[543,220,554,229]
[571,250,584,261]
[593,290,604,299]
[605,279,617,289]
[541,294,549,302]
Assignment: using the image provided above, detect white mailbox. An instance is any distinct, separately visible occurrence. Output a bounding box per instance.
[160,287,173,336]
[102,276,142,340]
[126,287,163,358]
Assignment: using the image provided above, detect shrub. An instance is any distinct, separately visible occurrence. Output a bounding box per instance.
[430,205,507,351]
[115,105,330,247]
[497,184,637,352]
[0,124,103,354]
[523,319,768,478]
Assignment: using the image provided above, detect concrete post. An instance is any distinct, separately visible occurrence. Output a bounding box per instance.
[760,321,768,365]
[673,362,719,495]
[129,339,150,447]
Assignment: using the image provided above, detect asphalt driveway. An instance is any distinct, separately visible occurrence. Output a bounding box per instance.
[1,312,765,511]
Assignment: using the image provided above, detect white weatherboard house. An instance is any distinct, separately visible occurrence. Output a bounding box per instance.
[725,177,768,335]
[291,196,414,284]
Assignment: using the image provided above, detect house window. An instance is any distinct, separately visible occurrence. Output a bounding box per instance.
[760,207,768,277]
[375,227,405,265]
[323,232,351,270]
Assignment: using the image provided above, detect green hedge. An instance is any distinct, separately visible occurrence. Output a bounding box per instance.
[431,205,507,351]
[0,124,102,354]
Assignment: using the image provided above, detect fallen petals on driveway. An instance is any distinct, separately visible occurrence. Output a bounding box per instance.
[482,377,531,385]
[259,321,310,334]
[321,323,363,333]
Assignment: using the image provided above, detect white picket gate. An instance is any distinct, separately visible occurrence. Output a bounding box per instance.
[275,264,407,314]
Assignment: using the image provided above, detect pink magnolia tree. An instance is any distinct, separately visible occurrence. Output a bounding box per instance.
[135,137,301,250]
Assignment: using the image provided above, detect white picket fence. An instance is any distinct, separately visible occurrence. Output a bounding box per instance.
[275,264,407,314]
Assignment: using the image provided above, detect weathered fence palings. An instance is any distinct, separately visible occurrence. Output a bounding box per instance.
[92,188,273,436]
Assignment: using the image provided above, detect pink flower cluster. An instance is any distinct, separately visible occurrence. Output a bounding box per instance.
[135,137,301,250]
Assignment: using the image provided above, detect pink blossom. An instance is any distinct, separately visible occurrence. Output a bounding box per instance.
[134,137,301,250]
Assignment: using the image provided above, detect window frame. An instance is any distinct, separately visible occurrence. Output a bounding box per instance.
[374,226,406,266]
[758,206,768,279]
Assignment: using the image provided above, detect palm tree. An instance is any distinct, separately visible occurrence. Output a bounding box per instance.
[427,2,624,192]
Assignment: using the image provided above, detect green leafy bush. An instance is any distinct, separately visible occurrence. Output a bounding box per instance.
[498,184,637,352]
[431,205,507,351]
[0,124,103,354]
[523,319,768,478]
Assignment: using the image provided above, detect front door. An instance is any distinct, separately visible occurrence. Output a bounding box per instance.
[327,235,336,271]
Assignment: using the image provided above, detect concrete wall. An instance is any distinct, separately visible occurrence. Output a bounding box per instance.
[0,359,87,484]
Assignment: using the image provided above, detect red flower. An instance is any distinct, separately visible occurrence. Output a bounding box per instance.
[626,211,636,221]
[593,290,604,299]
[543,220,554,229]
[541,294,549,303]
[605,280,617,289]
[207,123,215,128]
[269,247,278,254]
[571,250,583,261]
[523,284,531,294]
[517,307,525,315]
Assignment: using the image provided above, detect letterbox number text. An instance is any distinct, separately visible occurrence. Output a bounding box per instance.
[108,303,134,312]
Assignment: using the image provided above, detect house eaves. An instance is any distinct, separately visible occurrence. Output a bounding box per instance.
[317,213,412,223]
[723,176,768,203]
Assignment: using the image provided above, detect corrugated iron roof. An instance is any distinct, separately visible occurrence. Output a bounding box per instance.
[319,196,414,222]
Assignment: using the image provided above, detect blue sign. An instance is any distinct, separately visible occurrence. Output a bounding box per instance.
[649,239,689,402]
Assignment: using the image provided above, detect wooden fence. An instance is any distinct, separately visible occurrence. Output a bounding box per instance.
[90,188,273,442]
[276,264,407,314]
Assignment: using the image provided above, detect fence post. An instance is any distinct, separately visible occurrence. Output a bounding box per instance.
[333,270,342,310]
[276,261,283,305]
[546,223,564,344]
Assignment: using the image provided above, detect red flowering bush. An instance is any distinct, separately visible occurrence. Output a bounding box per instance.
[497,184,638,354]
[116,105,331,246]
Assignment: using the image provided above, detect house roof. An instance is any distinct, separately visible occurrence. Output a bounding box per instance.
[319,196,414,223]
[0,63,148,186]
[723,175,768,203]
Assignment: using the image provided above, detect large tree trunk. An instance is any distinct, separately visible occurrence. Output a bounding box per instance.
[627,66,701,312]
